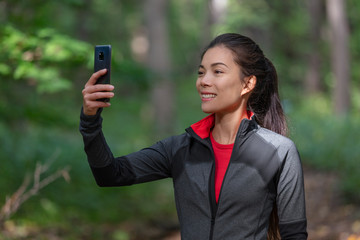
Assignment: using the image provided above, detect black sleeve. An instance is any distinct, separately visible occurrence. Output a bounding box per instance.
[79,107,172,187]
[79,107,113,168]
[277,142,308,239]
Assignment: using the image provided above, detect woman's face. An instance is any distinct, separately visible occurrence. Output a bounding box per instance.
[196,45,247,114]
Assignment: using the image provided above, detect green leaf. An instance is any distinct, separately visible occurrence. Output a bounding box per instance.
[14,62,36,80]
[0,64,11,75]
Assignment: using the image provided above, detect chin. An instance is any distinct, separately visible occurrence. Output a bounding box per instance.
[201,107,215,114]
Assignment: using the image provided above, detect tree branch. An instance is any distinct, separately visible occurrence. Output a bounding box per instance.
[0,150,70,226]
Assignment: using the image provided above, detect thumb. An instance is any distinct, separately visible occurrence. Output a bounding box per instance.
[86,69,107,87]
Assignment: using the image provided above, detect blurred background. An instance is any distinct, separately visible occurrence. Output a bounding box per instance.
[0,0,360,239]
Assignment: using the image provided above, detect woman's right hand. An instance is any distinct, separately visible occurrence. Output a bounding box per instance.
[82,69,115,116]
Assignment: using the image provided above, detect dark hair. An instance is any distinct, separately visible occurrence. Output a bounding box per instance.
[202,33,286,240]
[201,33,287,136]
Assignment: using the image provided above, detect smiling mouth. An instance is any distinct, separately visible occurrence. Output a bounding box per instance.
[201,93,216,100]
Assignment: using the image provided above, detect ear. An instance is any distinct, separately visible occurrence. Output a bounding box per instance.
[241,75,256,96]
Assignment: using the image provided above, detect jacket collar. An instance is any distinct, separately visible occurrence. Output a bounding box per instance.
[188,111,257,140]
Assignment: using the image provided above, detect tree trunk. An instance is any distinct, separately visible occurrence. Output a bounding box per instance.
[326,0,350,115]
[0,1,7,23]
[144,0,174,137]
[201,0,214,48]
[75,0,92,41]
[305,0,324,94]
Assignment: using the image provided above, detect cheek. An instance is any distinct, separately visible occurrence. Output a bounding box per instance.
[222,82,243,100]
[195,78,201,91]
[230,79,244,93]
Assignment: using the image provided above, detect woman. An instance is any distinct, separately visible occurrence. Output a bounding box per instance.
[80,33,308,239]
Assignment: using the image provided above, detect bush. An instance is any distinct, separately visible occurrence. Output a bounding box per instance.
[288,95,360,201]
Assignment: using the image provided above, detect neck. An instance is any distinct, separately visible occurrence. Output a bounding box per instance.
[212,109,249,145]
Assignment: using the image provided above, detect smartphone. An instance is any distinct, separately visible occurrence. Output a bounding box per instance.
[94,45,111,101]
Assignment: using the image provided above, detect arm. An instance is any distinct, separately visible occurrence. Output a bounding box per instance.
[79,108,171,187]
[277,142,308,239]
[80,70,171,187]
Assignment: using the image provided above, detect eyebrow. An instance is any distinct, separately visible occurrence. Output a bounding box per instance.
[199,62,229,69]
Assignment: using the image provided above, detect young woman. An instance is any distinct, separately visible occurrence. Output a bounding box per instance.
[80,33,308,239]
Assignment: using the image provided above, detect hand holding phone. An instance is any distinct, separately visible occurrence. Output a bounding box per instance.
[82,45,114,116]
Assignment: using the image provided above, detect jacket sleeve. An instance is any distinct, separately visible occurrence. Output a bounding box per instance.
[79,107,172,187]
[276,141,308,239]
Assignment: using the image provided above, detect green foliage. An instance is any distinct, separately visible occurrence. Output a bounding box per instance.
[215,0,272,33]
[169,0,207,72]
[0,25,92,94]
[289,95,360,201]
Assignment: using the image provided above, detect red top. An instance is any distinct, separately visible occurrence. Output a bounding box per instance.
[210,132,234,203]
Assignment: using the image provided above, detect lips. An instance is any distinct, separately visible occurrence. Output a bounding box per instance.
[201,92,216,101]
[202,94,216,98]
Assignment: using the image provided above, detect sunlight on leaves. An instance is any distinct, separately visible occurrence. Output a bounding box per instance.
[0,25,92,94]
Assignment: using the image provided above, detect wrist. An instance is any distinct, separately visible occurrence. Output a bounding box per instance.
[81,107,103,120]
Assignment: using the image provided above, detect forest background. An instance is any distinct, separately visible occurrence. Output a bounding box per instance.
[1,0,360,239]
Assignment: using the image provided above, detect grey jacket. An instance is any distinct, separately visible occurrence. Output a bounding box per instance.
[79,109,308,239]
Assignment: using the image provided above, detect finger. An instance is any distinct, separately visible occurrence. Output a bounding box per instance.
[82,84,114,96]
[89,91,115,101]
[85,69,107,87]
[83,91,114,103]
[93,84,115,92]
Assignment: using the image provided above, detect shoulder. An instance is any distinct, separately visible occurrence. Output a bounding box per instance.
[155,132,192,156]
[251,128,304,188]
[253,127,299,161]
[160,132,191,145]
[255,127,296,148]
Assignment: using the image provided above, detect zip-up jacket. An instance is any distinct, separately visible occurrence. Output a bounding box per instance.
[79,108,308,239]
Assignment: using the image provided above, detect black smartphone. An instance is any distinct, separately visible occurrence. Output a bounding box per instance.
[94,45,111,101]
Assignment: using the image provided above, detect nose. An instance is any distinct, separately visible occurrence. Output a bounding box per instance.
[198,73,212,87]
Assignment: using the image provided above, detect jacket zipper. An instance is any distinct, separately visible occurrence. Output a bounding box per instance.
[208,160,217,240]
[209,217,215,240]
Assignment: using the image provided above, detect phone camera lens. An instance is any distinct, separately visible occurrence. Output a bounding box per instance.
[99,52,104,60]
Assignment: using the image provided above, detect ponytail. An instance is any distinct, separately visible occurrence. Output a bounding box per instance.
[248,57,288,136]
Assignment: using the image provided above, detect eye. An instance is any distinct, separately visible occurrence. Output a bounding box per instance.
[214,69,223,74]
[197,70,204,76]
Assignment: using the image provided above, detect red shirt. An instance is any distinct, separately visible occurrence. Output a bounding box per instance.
[210,132,234,203]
